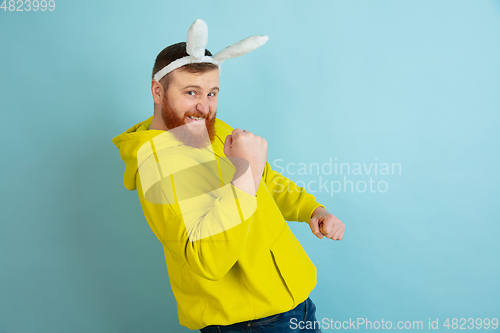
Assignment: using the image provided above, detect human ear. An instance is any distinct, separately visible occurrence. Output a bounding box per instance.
[151,80,164,105]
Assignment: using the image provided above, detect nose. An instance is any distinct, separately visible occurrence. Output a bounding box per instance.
[196,95,209,115]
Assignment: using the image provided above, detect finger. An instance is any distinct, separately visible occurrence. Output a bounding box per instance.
[309,219,324,239]
[331,228,343,240]
[232,128,244,137]
[328,222,341,238]
[319,219,334,237]
[224,135,233,155]
[338,229,344,240]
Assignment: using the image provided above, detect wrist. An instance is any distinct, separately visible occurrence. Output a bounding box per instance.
[311,205,326,218]
[231,166,257,196]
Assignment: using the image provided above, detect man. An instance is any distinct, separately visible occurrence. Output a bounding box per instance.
[112,20,345,332]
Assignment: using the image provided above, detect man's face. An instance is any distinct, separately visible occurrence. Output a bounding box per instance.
[160,68,219,148]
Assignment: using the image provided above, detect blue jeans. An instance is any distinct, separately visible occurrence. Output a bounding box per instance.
[199,297,322,333]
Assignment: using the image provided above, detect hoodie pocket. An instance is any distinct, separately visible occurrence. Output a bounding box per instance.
[269,226,317,305]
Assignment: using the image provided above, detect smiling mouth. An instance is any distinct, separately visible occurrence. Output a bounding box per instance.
[186,115,206,122]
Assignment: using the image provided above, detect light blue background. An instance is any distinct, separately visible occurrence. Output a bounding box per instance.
[1,1,499,332]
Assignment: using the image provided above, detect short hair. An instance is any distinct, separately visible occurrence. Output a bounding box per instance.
[152,42,218,91]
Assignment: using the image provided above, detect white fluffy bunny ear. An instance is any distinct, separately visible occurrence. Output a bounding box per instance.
[186,19,209,59]
[213,35,269,64]
[153,19,268,82]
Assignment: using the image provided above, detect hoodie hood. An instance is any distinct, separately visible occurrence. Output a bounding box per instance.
[112,115,231,191]
[112,116,172,191]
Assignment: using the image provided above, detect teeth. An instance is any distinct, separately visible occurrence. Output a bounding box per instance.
[189,116,203,120]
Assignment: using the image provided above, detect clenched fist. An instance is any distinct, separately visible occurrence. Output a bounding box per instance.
[224,128,268,196]
[308,206,345,240]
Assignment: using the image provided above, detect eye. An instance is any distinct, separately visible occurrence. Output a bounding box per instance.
[187,91,196,96]
[208,92,216,97]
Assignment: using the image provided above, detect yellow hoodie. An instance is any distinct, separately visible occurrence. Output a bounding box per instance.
[112,115,325,330]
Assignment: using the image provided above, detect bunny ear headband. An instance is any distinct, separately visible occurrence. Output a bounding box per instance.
[153,19,269,82]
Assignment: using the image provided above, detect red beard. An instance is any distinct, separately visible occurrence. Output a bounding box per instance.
[161,93,217,149]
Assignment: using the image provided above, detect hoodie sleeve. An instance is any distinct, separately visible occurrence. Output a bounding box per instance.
[262,161,325,223]
[136,149,257,282]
